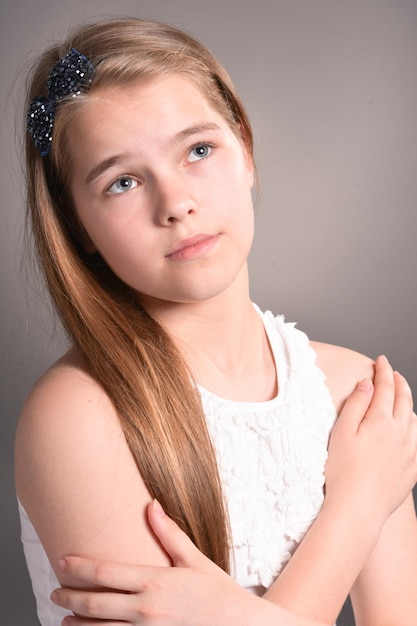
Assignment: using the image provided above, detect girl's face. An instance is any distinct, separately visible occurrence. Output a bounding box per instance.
[67,74,255,307]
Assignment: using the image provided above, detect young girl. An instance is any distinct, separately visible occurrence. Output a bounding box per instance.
[15,17,417,626]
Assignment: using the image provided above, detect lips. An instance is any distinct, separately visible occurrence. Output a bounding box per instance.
[166,233,219,261]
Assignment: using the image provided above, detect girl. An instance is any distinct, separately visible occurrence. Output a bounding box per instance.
[15,17,417,626]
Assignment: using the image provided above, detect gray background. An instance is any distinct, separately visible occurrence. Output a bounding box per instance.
[1,1,416,624]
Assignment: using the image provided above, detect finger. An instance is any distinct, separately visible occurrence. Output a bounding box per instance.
[61,615,123,626]
[148,500,211,570]
[392,371,413,421]
[365,355,395,422]
[57,556,153,592]
[52,586,140,621]
[336,377,374,434]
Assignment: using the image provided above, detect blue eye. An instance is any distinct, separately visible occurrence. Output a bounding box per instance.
[188,143,212,162]
[107,177,138,194]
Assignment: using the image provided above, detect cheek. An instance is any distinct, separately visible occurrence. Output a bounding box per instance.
[73,194,138,257]
[242,206,255,250]
[91,237,152,290]
[89,223,147,263]
[214,152,254,205]
[73,211,128,269]
[224,187,255,251]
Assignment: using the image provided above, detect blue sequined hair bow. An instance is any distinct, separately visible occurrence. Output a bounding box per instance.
[27,48,95,157]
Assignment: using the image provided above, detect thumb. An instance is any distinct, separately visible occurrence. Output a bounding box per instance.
[147,499,209,570]
[336,378,374,435]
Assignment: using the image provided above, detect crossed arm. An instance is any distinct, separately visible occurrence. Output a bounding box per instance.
[51,489,417,626]
[16,352,417,626]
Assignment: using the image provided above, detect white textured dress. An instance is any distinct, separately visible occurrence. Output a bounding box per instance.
[18,307,337,624]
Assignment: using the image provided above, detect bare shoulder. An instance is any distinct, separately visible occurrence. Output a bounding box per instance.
[16,347,122,478]
[15,348,169,585]
[18,347,111,419]
[310,341,375,413]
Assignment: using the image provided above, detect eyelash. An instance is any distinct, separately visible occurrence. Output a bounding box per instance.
[188,142,215,163]
[105,142,216,195]
[106,176,139,195]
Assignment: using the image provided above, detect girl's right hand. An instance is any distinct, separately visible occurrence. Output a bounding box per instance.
[51,502,253,626]
[51,501,330,626]
[325,355,417,525]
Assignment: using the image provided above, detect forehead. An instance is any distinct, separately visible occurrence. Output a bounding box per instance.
[63,73,234,183]
[70,74,225,139]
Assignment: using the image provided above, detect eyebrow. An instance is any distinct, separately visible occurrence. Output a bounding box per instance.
[85,154,133,187]
[84,122,222,188]
[171,122,221,145]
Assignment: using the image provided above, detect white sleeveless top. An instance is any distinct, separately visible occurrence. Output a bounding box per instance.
[18,307,337,624]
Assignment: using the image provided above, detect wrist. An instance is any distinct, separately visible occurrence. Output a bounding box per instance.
[264,497,384,623]
[321,493,385,548]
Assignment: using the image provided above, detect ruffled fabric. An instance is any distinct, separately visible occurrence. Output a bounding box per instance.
[18,306,338,624]
[201,309,337,591]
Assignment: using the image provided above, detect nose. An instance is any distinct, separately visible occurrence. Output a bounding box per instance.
[154,171,197,225]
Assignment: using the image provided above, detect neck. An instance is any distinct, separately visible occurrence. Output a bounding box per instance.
[141,265,252,359]
[140,267,277,401]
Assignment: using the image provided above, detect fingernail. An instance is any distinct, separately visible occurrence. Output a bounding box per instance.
[58,558,67,571]
[357,378,372,391]
[50,590,58,604]
[153,499,166,518]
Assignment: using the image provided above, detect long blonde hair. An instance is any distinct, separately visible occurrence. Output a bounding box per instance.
[25,17,254,571]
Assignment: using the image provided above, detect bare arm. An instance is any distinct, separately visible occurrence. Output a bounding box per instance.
[349,492,417,625]
[50,354,417,625]
[15,351,171,591]
[53,501,332,626]
[264,354,417,623]
[18,351,416,625]
[15,352,332,626]
[263,349,417,625]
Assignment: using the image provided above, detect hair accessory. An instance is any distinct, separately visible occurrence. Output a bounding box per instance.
[27,48,95,156]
